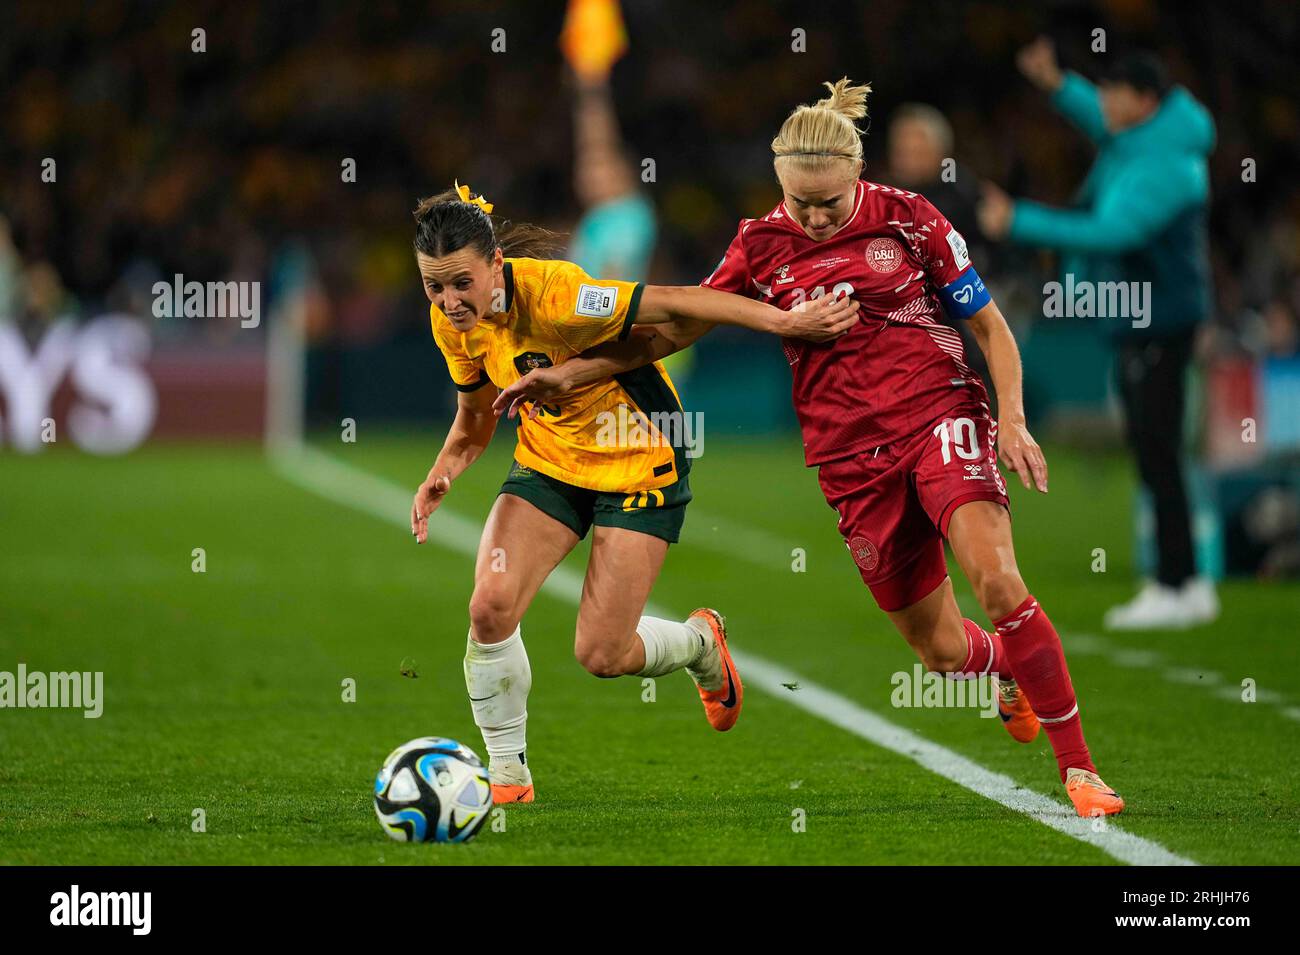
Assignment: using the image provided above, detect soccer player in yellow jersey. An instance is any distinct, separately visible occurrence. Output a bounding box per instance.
[409,183,856,802]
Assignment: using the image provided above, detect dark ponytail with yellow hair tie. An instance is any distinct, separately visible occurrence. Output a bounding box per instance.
[413,181,563,261]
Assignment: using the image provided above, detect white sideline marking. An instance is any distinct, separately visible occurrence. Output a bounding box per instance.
[271,444,1196,866]
[681,507,800,567]
[1066,633,1292,714]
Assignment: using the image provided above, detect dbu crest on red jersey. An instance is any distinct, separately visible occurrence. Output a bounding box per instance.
[701,181,988,466]
[848,536,879,573]
[865,237,903,274]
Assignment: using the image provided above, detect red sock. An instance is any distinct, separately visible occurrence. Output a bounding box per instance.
[995,595,1096,781]
[946,618,1010,680]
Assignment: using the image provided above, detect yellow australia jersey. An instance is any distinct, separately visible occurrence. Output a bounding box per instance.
[429,257,688,493]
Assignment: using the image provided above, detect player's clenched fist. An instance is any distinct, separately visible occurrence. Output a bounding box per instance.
[411,473,452,543]
[786,290,858,342]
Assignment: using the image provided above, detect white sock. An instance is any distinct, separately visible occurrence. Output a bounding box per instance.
[463,626,531,763]
[636,616,709,677]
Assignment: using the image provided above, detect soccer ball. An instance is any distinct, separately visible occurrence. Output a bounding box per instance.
[373,736,492,843]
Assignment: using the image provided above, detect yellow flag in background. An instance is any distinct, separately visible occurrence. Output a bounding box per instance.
[560,0,629,81]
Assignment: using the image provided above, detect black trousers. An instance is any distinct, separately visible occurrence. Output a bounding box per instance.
[1115,333,1197,587]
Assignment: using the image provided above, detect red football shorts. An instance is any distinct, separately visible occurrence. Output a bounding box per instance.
[816,405,1010,612]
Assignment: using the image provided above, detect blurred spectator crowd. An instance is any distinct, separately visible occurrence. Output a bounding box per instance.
[1,0,1297,361]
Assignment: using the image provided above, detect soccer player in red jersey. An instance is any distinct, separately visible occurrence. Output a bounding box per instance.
[496,79,1123,817]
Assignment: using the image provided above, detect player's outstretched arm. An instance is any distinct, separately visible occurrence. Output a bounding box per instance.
[492,320,701,420]
[635,284,856,340]
[412,385,498,543]
[968,300,1048,494]
[492,286,857,420]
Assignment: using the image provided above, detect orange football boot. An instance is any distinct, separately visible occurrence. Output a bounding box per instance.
[489,760,534,804]
[688,608,743,732]
[993,676,1040,743]
[491,783,534,804]
[1065,768,1125,817]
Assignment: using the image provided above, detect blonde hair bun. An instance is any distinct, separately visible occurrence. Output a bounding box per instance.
[771,77,871,172]
[815,77,871,121]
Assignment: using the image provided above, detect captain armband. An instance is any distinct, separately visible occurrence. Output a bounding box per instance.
[937,267,991,320]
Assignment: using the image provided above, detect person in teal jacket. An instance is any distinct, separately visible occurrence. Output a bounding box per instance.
[980,39,1219,632]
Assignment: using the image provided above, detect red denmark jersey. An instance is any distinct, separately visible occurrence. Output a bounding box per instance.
[702,180,989,466]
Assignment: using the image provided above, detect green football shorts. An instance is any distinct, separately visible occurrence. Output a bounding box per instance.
[498,460,691,544]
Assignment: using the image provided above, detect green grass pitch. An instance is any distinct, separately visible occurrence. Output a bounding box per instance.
[1,432,1296,865]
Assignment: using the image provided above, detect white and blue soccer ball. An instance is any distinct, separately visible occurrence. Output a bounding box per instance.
[373,737,492,843]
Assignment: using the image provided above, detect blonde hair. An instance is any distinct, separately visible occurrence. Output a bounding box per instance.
[772,77,871,178]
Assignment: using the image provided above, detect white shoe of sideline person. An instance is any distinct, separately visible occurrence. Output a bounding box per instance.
[1104,576,1219,631]
[1179,575,1220,625]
